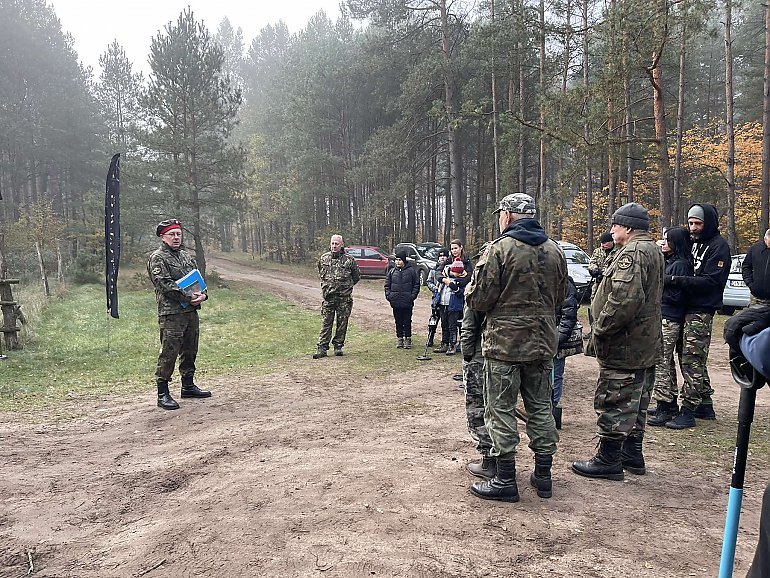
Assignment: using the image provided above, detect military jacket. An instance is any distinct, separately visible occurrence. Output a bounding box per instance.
[317,251,361,301]
[147,243,202,316]
[588,232,664,369]
[465,234,567,362]
[588,245,619,296]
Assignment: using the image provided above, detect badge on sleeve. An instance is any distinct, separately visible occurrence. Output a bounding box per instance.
[617,254,633,270]
[718,260,725,268]
[152,266,161,275]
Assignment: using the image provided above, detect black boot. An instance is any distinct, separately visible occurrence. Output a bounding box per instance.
[470,459,519,502]
[693,403,717,420]
[157,380,180,410]
[529,454,553,498]
[572,439,624,481]
[180,375,211,398]
[466,456,497,479]
[666,407,696,429]
[312,346,328,359]
[552,406,563,430]
[621,434,645,475]
[648,399,679,427]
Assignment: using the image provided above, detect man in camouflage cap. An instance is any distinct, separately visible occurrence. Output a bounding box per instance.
[147,219,212,410]
[572,202,663,480]
[465,192,567,502]
[313,234,361,358]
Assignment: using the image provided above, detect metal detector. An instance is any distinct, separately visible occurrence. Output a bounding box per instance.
[417,309,439,361]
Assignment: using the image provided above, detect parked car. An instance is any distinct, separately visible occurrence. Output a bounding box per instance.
[556,241,592,303]
[720,254,750,315]
[344,245,391,277]
[389,242,443,285]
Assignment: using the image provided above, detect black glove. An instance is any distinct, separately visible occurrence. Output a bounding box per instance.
[589,269,601,279]
[724,306,770,350]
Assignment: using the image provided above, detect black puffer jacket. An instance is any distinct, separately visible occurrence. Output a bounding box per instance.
[385,263,420,309]
[556,277,578,349]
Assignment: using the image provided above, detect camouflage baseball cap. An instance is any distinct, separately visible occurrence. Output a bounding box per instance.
[492,193,536,215]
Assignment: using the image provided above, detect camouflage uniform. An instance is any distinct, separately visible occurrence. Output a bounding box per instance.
[586,231,664,439]
[465,221,567,460]
[147,242,205,382]
[679,312,715,406]
[317,251,361,352]
[460,306,492,457]
[588,245,619,298]
[652,319,683,403]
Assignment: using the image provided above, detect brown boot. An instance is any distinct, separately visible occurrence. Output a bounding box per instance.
[404,336,412,349]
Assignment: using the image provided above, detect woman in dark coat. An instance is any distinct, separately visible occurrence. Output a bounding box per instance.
[385,249,421,348]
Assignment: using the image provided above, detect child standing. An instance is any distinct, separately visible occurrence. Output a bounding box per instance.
[433,243,472,355]
[385,250,420,348]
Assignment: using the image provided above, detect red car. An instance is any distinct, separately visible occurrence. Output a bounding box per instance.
[344,245,390,277]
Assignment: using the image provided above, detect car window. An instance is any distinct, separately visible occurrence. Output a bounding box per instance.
[730,256,743,274]
[346,248,362,258]
[564,248,590,265]
[363,248,381,259]
[420,247,441,260]
[376,247,389,257]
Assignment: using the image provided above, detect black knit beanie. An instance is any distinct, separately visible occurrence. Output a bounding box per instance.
[611,202,649,231]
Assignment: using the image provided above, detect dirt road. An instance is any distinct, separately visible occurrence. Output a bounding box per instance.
[1,256,767,577]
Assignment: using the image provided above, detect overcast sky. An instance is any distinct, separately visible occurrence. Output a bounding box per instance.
[51,0,344,74]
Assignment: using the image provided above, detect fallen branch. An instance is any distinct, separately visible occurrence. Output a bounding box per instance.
[137,559,166,577]
[25,550,33,576]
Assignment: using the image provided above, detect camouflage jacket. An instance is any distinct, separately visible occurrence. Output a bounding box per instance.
[588,245,619,296]
[587,232,664,369]
[147,243,202,316]
[317,251,361,301]
[465,220,568,362]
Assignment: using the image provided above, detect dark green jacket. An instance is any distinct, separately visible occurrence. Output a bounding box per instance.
[317,251,361,301]
[147,243,202,316]
[588,232,664,369]
[465,220,567,362]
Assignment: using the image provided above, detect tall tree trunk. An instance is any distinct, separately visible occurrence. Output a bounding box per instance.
[538,0,547,227]
[583,0,594,252]
[724,0,737,252]
[491,0,500,200]
[673,10,687,228]
[762,0,770,234]
[439,0,464,243]
[649,50,674,230]
[34,239,50,297]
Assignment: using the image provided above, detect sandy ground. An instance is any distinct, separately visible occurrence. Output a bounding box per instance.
[1,255,768,577]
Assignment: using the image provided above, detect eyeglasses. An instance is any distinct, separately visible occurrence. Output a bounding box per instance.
[163,231,182,237]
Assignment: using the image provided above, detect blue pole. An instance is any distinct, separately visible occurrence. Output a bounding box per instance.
[719,487,744,578]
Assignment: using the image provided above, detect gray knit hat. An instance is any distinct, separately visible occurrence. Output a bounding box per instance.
[611,202,649,231]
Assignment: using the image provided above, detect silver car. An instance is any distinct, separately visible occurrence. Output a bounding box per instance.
[556,241,592,303]
[721,254,750,315]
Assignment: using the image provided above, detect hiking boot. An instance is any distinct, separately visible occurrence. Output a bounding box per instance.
[312,347,328,359]
[552,406,563,430]
[621,435,645,475]
[666,408,696,429]
[572,439,624,481]
[433,343,448,353]
[470,459,519,502]
[404,337,412,349]
[333,346,344,357]
[648,400,679,427]
[467,456,496,479]
[157,380,180,410]
[180,376,211,398]
[396,337,404,348]
[693,404,717,420]
[446,342,457,356]
[529,454,553,498]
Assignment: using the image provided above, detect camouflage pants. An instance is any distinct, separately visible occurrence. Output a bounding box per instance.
[680,312,714,410]
[464,359,492,456]
[653,319,683,403]
[483,357,558,460]
[155,311,199,382]
[594,365,654,440]
[318,298,353,350]
[751,295,770,306]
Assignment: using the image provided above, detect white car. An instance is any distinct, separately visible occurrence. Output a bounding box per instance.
[556,241,592,303]
[721,254,750,315]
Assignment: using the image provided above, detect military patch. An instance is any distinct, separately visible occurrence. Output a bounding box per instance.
[152,266,161,275]
[617,254,633,270]
[718,260,725,268]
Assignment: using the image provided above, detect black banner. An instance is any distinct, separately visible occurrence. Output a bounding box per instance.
[105,153,121,319]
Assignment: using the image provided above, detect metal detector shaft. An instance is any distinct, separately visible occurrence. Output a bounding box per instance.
[719,386,758,578]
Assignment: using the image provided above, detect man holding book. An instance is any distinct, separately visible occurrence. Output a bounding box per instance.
[147,218,212,410]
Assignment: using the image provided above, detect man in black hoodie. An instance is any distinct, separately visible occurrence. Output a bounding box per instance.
[742,229,770,306]
[665,203,731,428]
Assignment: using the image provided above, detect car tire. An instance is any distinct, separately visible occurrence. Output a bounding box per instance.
[418,268,427,286]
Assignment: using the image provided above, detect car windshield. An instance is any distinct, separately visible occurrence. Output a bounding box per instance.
[376,247,389,257]
[417,246,441,260]
[564,248,590,265]
[730,255,743,274]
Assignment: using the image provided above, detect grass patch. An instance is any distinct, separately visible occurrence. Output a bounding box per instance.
[0,279,449,412]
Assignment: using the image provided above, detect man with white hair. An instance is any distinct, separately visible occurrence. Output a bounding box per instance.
[314,234,360,358]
